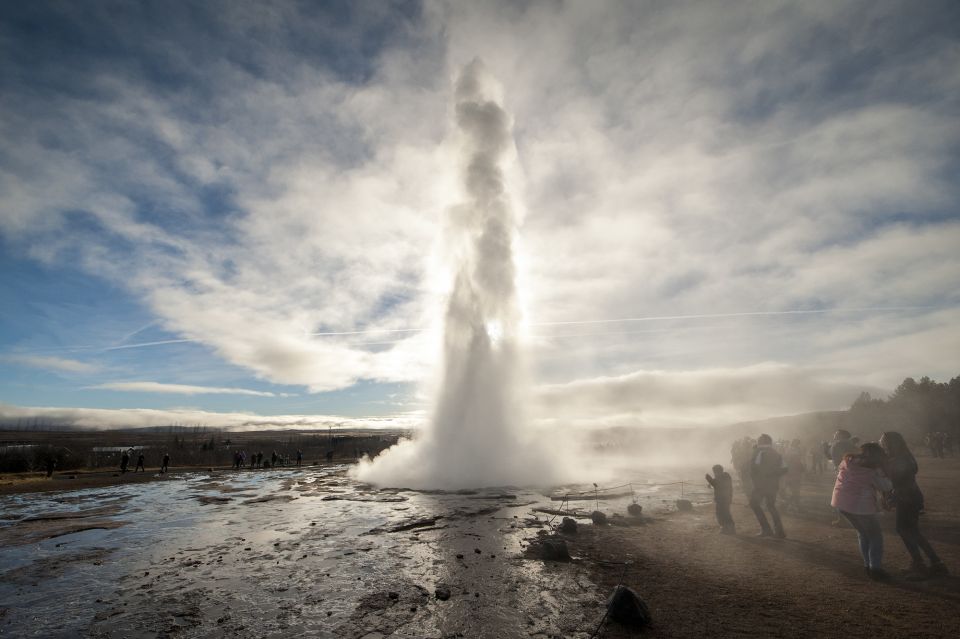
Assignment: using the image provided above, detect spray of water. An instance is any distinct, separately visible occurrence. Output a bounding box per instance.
[352,59,556,489]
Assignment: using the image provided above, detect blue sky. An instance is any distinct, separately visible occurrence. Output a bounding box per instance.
[1,1,959,430]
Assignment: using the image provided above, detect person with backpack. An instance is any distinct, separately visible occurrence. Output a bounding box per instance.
[831,442,893,580]
[750,434,788,538]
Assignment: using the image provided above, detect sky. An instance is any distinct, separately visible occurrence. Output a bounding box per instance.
[1,0,958,431]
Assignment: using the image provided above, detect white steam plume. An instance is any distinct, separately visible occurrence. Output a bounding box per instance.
[353,59,556,489]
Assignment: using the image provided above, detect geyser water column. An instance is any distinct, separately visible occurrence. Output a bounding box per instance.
[352,59,555,489]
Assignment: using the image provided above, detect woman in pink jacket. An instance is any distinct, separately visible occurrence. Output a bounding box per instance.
[831,442,893,580]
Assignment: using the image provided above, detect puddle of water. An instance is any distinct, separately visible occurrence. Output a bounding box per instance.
[0,466,701,637]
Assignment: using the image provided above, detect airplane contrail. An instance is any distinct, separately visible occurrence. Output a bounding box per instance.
[308,305,936,337]
[526,305,934,327]
[103,338,196,351]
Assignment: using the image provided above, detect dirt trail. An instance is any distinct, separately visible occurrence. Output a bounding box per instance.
[577,458,960,638]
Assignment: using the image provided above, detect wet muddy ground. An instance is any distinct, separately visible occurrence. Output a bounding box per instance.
[0,465,701,638]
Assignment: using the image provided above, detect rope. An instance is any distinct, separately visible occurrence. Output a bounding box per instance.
[557,479,699,497]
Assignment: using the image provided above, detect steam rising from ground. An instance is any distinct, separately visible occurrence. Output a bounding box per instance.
[353,60,557,489]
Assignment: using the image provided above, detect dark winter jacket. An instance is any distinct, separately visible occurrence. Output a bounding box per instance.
[706,471,734,504]
[750,445,787,494]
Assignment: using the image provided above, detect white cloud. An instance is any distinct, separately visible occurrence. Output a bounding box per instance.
[534,363,884,430]
[88,381,294,398]
[3,355,100,374]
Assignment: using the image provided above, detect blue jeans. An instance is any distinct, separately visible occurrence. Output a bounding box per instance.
[841,511,883,569]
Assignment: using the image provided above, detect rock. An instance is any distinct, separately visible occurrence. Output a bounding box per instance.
[455,553,464,559]
[627,503,643,516]
[607,585,651,628]
[590,510,607,525]
[435,586,451,601]
[675,499,693,512]
[388,591,399,600]
[474,548,482,554]
[559,517,578,534]
[540,538,571,562]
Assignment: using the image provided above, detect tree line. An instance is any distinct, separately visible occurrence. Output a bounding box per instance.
[842,375,960,444]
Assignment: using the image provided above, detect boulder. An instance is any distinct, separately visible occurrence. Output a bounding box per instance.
[590,510,607,525]
[675,499,693,512]
[540,538,571,562]
[607,585,651,627]
[559,517,578,534]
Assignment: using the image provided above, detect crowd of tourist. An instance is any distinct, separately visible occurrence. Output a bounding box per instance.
[713,429,950,581]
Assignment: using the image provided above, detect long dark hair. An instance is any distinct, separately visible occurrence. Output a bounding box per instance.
[881,431,913,458]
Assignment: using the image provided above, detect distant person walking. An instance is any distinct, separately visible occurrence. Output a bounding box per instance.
[135,452,145,473]
[880,431,949,578]
[120,449,130,474]
[160,453,170,474]
[706,464,735,534]
[296,450,303,467]
[783,440,805,512]
[831,443,892,580]
[749,434,787,538]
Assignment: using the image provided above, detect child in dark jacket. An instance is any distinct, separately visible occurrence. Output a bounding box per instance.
[706,464,736,534]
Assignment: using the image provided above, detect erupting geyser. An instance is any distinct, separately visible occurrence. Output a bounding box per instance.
[353,59,555,489]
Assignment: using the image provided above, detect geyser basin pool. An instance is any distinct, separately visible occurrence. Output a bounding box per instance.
[0,466,705,638]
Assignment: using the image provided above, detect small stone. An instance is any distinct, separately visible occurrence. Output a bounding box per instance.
[474,548,481,554]
[388,591,399,600]
[456,553,464,559]
[435,586,451,601]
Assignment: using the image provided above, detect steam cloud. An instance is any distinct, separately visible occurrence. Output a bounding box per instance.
[353,59,556,489]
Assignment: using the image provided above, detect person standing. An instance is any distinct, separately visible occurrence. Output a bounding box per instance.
[160,452,170,474]
[830,430,857,470]
[706,464,736,534]
[135,451,145,473]
[120,449,130,474]
[880,431,949,578]
[831,443,892,580]
[783,440,805,512]
[750,434,788,538]
[829,430,858,525]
